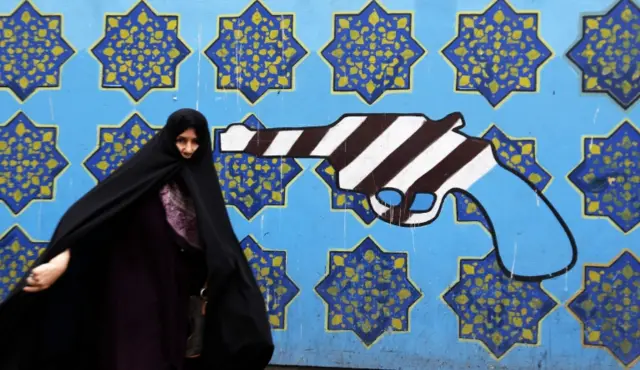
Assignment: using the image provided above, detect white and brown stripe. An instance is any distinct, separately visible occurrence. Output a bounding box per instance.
[219,113,498,226]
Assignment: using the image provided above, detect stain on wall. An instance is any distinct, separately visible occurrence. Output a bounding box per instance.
[0,0,638,369]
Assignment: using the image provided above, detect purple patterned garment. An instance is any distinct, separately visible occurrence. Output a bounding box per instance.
[159,182,201,249]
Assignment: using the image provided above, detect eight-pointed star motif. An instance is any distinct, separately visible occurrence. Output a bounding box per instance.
[241,235,300,330]
[443,251,558,359]
[321,1,426,104]
[567,0,639,110]
[83,113,159,182]
[0,225,48,304]
[91,1,191,102]
[315,237,422,347]
[0,112,68,215]
[204,1,308,104]
[0,2,75,101]
[212,115,303,221]
[442,0,553,107]
[567,251,639,367]
[568,120,640,234]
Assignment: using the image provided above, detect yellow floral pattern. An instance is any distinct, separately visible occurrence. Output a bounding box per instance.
[0,226,47,303]
[0,2,74,101]
[84,114,158,182]
[568,121,639,233]
[315,160,376,225]
[213,116,302,220]
[567,0,639,109]
[242,235,299,330]
[205,1,308,104]
[442,0,552,106]
[91,1,190,101]
[0,112,68,214]
[321,1,425,104]
[455,125,551,230]
[568,251,639,367]
[315,237,421,347]
[443,251,557,358]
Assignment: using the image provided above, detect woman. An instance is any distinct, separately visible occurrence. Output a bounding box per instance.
[0,109,273,369]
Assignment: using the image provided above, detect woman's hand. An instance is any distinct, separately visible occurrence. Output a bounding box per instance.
[23,249,70,293]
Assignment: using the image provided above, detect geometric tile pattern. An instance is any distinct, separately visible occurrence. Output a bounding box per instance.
[83,113,158,182]
[442,0,553,107]
[204,1,308,104]
[314,160,377,226]
[567,251,639,367]
[315,237,422,347]
[567,0,639,110]
[455,125,552,231]
[0,2,75,101]
[241,235,300,330]
[321,1,426,104]
[213,115,303,221]
[0,112,68,215]
[568,120,639,234]
[0,225,48,304]
[443,251,558,359]
[91,1,191,102]
[0,1,634,369]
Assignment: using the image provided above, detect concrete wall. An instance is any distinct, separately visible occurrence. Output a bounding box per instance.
[0,0,638,369]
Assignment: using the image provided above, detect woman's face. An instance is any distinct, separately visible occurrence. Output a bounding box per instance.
[176,128,199,159]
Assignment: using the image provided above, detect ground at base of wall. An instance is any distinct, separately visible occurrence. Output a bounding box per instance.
[267,364,609,370]
[268,366,372,370]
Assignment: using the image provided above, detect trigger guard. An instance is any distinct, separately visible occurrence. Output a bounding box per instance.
[407,192,438,213]
[369,190,444,227]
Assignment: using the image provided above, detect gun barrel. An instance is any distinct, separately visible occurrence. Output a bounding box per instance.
[219,116,369,157]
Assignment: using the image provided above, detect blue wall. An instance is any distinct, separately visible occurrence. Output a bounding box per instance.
[0,0,638,368]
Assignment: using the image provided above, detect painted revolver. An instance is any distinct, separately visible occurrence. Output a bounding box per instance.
[219,112,577,281]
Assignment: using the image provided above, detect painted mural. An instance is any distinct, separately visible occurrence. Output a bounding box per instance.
[0,0,638,369]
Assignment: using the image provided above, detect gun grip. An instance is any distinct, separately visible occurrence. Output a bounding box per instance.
[465,164,577,281]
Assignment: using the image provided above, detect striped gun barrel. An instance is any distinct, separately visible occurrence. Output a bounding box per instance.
[219,113,498,226]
